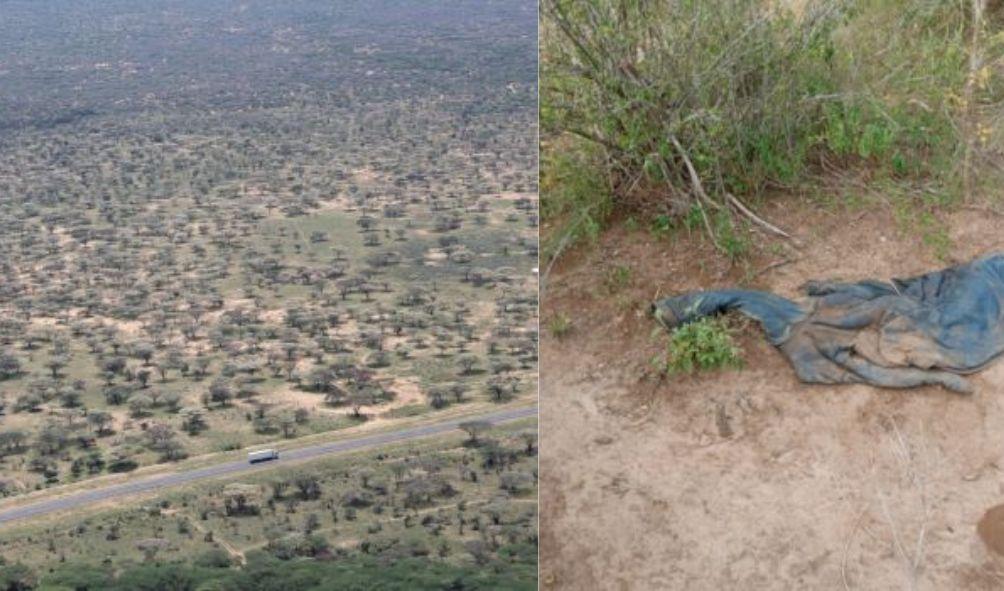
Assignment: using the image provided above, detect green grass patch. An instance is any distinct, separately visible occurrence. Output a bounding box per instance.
[602,265,632,293]
[546,313,572,339]
[664,317,744,374]
[380,403,430,419]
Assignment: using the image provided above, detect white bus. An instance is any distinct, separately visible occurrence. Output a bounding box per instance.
[248,449,279,464]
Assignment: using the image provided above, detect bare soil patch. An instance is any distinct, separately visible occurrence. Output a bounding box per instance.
[541,196,1004,590]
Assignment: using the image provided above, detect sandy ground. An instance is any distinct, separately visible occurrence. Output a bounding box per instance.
[540,197,1004,590]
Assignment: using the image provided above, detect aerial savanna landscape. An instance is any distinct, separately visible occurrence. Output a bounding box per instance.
[0,0,538,588]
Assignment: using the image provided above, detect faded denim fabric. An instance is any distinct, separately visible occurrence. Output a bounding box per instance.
[653,253,1004,393]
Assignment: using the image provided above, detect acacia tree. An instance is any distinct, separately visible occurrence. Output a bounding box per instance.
[132,342,156,366]
[0,352,21,380]
[294,474,322,500]
[129,394,153,418]
[87,410,114,436]
[136,538,169,562]
[146,423,185,461]
[458,420,491,445]
[279,411,297,438]
[457,354,481,375]
[180,407,209,435]
[208,378,233,407]
[347,387,375,418]
[45,354,69,379]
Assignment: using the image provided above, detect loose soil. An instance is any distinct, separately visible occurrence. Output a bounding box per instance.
[541,196,1004,590]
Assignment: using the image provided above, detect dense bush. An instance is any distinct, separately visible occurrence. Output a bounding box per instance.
[544,0,839,198]
[541,0,1002,254]
[29,555,537,591]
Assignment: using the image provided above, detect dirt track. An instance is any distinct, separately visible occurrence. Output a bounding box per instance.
[541,198,1004,590]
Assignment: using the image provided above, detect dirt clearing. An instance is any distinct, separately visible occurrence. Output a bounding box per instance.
[541,197,1004,590]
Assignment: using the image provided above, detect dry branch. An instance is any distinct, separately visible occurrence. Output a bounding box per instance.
[725,193,799,244]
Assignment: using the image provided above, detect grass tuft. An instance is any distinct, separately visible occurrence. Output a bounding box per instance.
[547,313,573,339]
[665,317,744,374]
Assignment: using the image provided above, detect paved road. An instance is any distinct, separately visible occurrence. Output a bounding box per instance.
[0,405,537,526]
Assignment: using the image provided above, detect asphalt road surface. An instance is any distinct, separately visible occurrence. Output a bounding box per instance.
[0,405,537,527]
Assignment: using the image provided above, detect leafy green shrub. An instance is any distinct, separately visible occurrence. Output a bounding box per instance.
[40,555,539,591]
[821,102,895,159]
[541,0,999,254]
[540,142,612,258]
[542,0,842,230]
[195,548,233,569]
[665,317,743,374]
[107,454,139,473]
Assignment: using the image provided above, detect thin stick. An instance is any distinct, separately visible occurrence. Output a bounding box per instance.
[666,137,723,251]
[655,151,720,250]
[668,135,720,212]
[669,136,798,248]
[754,258,796,279]
[725,192,799,244]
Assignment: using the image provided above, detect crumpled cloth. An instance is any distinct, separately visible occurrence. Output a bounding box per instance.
[652,253,1004,393]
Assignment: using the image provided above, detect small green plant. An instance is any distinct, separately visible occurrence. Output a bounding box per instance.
[713,212,750,262]
[822,100,902,162]
[548,313,573,339]
[603,265,632,293]
[682,205,704,233]
[918,211,952,261]
[650,214,674,237]
[665,317,743,374]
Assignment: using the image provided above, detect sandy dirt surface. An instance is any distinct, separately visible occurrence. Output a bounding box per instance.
[262,376,422,420]
[540,198,1004,590]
